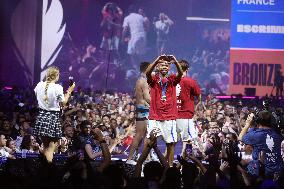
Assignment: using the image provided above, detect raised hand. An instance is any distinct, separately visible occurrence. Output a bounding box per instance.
[245,113,254,126]
[153,54,166,64]
[70,82,76,91]
[168,55,178,64]
[148,130,157,148]
[220,161,230,172]
[181,150,208,174]
[211,136,222,154]
[226,145,242,168]
[93,128,105,142]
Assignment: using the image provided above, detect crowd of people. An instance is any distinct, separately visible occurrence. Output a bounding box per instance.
[2,1,284,188]
[0,54,284,188]
[187,27,230,95]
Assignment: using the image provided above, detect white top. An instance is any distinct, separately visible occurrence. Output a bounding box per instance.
[34,81,64,111]
[123,13,146,38]
[155,20,170,34]
[0,148,9,158]
[240,152,253,162]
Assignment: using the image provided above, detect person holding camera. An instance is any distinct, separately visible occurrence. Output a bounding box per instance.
[33,66,75,162]
[145,54,183,166]
[154,13,174,55]
[239,111,284,178]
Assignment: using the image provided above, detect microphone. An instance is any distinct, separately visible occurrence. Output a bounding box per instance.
[68,76,74,87]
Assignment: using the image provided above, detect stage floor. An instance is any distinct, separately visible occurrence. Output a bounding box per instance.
[111,138,184,161]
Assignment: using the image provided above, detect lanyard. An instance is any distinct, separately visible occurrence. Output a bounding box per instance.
[159,77,168,100]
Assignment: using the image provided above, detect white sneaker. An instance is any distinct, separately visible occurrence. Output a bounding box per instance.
[125,159,137,165]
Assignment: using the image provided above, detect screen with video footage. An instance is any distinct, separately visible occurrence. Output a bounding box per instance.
[0,0,230,94]
[58,0,230,93]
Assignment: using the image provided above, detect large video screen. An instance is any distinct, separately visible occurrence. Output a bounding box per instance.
[54,0,230,93]
[1,0,231,94]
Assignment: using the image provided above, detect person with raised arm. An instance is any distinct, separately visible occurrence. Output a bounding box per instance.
[145,54,182,166]
[33,66,75,162]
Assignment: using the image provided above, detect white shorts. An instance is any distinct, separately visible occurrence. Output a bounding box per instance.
[146,120,177,143]
[176,119,198,141]
[127,35,146,55]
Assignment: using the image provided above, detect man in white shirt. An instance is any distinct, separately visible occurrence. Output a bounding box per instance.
[122,5,146,70]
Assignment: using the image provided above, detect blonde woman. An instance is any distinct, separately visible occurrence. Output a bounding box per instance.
[33,66,75,162]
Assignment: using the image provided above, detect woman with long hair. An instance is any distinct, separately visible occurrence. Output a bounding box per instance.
[33,66,75,162]
[20,134,41,153]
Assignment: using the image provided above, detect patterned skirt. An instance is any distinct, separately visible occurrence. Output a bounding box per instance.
[33,109,62,138]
